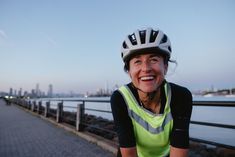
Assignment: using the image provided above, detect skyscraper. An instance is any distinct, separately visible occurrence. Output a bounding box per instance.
[36,83,40,97]
[9,88,13,96]
[18,88,22,97]
[48,84,53,98]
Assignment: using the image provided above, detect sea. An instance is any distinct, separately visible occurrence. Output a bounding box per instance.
[37,95,235,147]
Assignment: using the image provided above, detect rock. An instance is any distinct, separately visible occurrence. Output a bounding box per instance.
[216,148,235,157]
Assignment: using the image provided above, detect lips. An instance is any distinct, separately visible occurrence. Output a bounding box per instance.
[140,76,155,81]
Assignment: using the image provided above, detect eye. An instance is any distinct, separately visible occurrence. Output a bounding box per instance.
[134,59,142,65]
[150,57,159,63]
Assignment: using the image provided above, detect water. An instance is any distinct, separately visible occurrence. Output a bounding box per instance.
[36,95,235,147]
[190,96,235,147]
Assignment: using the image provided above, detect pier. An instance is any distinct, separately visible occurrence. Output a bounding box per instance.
[0,99,115,157]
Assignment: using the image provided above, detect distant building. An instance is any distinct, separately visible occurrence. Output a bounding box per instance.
[36,83,40,97]
[18,88,22,97]
[47,84,53,98]
[24,91,28,97]
[31,89,36,98]
[9,88,13,96]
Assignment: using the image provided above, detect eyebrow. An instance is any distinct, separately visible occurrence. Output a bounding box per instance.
[132,53,161,60]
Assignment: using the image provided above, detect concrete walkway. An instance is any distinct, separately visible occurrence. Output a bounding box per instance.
[0,99,115,157]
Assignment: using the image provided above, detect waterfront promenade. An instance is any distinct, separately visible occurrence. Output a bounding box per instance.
[0,99,115,157]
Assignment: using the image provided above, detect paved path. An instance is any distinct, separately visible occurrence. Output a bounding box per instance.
[0,99,115,157]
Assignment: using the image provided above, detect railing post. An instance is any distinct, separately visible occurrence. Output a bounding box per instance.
[45,101,50,117]
[26,101,30,109]
[31,101,36,112]
[28,101,31,110]
[21,99,25,107]
[76,102,85,131]
[23,100,27,108]
[38,101,42,114]
[56,102,63,123]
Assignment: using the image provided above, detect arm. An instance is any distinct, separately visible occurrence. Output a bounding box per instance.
[120,147,138,157]
[111,90,136,157]
[170,84,193,157]
[170,146,188,157]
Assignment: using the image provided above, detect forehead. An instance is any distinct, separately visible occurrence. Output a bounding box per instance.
[131,53,162,59]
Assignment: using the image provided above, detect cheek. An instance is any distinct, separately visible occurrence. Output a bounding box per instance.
[158,63,167,75]
[128,65,138,78]
[128,70,137,80]
[154,65,165,74]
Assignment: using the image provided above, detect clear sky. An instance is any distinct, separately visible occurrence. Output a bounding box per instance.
[0,0,235,94]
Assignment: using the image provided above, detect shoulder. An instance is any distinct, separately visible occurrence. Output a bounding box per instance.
[111,83,136,103]
[110,87,128,112]
[111,89,122,102]
[110,89,124,110]
[169,82,192,104]
[168,82,192,116]
[169,82,192,98]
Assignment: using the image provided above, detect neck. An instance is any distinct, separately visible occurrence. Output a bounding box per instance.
[138,89,161,113]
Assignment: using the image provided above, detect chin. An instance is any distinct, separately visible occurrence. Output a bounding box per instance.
[141,87,156,93]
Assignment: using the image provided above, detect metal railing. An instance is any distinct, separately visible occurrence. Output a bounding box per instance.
[9,98,235,150]
[53,99,117,139]
[191,100,235,149]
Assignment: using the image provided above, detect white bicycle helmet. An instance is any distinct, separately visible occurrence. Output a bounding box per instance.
[121,27,172,62]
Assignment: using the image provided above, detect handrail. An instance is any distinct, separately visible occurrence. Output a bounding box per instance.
[85,108,112,113]
[12,98,235,150]
[190,121,235,129]
[35,98,110,103]
[193,100,235,107]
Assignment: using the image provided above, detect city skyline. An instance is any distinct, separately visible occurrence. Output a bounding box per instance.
[1,0,235,94]
[3,82,115,97]
[3,81,235,98]
[6,83,54,97]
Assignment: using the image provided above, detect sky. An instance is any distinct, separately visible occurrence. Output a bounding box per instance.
[0,0,235,94]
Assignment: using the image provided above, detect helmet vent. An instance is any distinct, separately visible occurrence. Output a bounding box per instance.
[150,30,159,43]
[160,34,167,44]
[168,46,172,52]
[122,42,127,48]
[128,34,137,45]
[139,30,146,44]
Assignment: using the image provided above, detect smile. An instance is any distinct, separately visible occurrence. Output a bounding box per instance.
[140,76,155,81]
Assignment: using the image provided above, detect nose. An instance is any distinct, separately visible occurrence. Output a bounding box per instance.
[141,60,151,72]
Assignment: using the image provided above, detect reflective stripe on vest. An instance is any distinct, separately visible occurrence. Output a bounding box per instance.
[118,82,173,157]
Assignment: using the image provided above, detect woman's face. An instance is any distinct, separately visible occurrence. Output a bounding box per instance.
[128,53,167,93]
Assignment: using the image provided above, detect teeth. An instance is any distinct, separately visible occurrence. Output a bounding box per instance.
[140,76,154,81]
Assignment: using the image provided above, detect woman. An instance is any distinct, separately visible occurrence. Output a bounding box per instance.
[111,27,192,157]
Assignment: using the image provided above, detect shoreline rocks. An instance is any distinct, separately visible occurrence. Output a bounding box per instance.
[189,141,235,157]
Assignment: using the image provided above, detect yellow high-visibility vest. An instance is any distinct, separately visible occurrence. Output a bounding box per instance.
[118,82,173,157]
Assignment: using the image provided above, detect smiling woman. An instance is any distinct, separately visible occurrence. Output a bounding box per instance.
[111,27,193,157]
[128,54,167,94]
